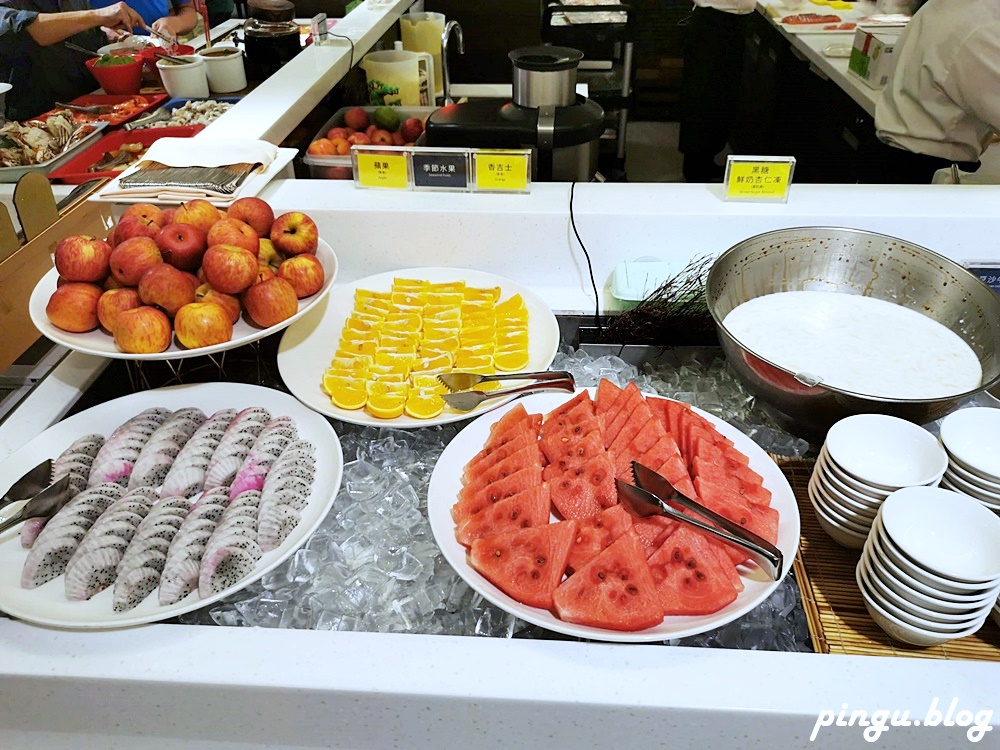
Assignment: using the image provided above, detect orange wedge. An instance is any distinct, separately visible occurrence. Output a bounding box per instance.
[404,393,446,420]
[494,293,524,314]
[337,339,377,357]
[366,393,406,419]
[454,353,494,371]
[412,352,454,372]
[494,349,531,372]
[325,376,368,410]
[465,286,502,302]
[355,289,391,303]
[391,290,426,307]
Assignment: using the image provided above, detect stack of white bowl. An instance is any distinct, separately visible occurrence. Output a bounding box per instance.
[808,414,948,549]
[938,407,1000,515]
[857,486,1000,646]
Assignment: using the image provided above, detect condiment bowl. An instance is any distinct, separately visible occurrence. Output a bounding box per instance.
[939,407,1000,480]
[86,55,143,95]
[807,482,868,548]
[880,486,1000,583]
[865,545,1000,613]
[945,455,1000,495]
[816,449,886,508]
[813,468,880,519]
[941,468,1000,507]
[826,414,947,490]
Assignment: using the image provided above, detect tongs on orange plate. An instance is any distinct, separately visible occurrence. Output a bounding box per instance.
[617,461,783,580]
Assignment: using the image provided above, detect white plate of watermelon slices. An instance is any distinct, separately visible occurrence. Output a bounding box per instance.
[277,267,560,428]
[427,388,801,643]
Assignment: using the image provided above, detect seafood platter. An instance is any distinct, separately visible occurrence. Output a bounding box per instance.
[0,383,343,628]
[0,110,106,182]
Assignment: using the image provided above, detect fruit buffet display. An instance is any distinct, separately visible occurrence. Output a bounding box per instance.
[307,106,426,156]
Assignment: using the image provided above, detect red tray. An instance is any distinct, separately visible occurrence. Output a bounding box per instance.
[47,126,203,184]
[41,94,168,127]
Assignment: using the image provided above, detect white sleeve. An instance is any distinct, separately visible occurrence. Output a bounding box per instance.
[947,24,1000,134]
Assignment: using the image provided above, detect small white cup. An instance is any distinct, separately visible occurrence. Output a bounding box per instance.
[156,55,209,99]
[198,46,247,94]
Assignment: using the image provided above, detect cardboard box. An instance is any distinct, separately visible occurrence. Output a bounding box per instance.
[848,27,902,90]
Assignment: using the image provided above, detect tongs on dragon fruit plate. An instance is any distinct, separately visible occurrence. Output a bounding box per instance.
[617,461,783,580]
[441,377,575,412]
[437,369,572,393]
[0,474,72,535]
[0,458,53,511]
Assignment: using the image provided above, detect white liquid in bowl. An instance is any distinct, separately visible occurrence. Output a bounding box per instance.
[722,291,982,399]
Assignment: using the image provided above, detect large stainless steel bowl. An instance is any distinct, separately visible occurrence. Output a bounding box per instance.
[706,227,1000,442]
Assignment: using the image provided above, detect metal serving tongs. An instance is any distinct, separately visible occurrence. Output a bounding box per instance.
[437,369,573,393]
[441,377,576,412]
[618,461,783,580]
[0,458,53,511]
[0,475,72,535]
[54,101,116,115]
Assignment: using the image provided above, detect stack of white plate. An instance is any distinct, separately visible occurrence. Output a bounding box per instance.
[808,414,947,549]
[938,407,1000,515]
[857,486,1000,647]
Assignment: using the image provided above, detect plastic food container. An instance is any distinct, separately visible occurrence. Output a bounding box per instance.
[156,55,209,99]
[302,105,436,179]
[47,126,204,184]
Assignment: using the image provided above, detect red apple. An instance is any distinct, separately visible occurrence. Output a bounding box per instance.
[307,138,336,156]
[155,222,207,271]
[327,127,349,141]
[201,244,259,294]
[390,131,406,147]
[252,265,277,286]
[207,218,259,255]
[344,106,369,131]
[400,117,424,143]
[270,212,319,256]
[45,282,103,333]
[174,301,234,349]
[181,271,200,289]
[114,306,171,354]
[365,124,378,139]
[329,137,351,155]
[120,202,164,227]
[103,275,126,291]
[227,197,274,238]
[277,254,325,298]
[348,133,371,146]
[372,129,394,145]
[161,207,176,224]
[97,287,142,331]
[174,199,221,235]
[113,215,161,246]
[138,263,197,317]
[195,283,241,325]
[243,277,298,328]
[109,237,162,286]
[257,238,285,272]
[54,235,113,283]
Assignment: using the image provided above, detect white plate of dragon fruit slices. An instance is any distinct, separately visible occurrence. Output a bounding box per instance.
[0,382,342,629]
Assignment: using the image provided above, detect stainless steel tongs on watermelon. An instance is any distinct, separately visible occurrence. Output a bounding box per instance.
[0,474,72,535]
[618,462,783,580]
[441,377,576,412]
[437,369,573,393]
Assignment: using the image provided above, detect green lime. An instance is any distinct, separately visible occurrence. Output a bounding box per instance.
[373,106,401,132]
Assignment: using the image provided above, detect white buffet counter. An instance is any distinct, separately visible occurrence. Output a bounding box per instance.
[1,181,999,749]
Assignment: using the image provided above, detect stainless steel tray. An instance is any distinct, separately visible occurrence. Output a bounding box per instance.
[0,122,108,184]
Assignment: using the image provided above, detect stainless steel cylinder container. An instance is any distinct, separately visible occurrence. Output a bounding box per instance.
[509,46,583,108]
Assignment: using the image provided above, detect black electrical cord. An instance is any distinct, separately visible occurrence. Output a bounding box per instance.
[569,181,603,336]
[327,32,356,69]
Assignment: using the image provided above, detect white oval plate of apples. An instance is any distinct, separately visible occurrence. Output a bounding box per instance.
[29,198,338,361]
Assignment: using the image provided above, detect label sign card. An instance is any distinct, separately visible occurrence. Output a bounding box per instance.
[354,151,408,189]
[474,151,530,192]
[964,262,1000,294]
[724,156,796,202]
[412,152,469,190]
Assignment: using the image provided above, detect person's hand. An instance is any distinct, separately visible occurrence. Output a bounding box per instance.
[95,2,146,35]
[151,17,177,42]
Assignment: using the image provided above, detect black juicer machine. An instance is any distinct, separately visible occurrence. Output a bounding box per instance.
[423,46,605,182]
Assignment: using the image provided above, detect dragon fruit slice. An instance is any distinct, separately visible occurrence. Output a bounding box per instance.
[88,408,171,488]
[202,407,271,491]
[128,407,207,490]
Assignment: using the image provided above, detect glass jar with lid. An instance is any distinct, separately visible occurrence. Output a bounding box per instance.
[243,0,302,82]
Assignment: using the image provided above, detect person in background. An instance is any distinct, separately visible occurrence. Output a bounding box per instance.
[677,0,754,183]
[205,0,232,29]
[89,0,195,41]
[0,0,144,119]
[865,0,1000,183]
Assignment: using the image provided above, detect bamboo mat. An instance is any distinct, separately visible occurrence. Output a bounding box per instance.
[780,459,1000,661]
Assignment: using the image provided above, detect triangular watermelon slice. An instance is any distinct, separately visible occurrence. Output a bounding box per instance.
[452,464,543,523]
[549,454,617,520]
[541,430,606,481]
[599,382,642,445]
[689,436,752,470]
[461,444,543,497]
[464,432,540,483]
[623,413,668,458]
[456,484,552,546]
[690,452,762,486]
[595,378,623,418]
[470,520,577,609]
[542,390,594,424]
[692,476,780,545]
[691,460,771,507]
[608,400,657,460]
[630,515,677,557]
[538,417,601,464]
[647,526,740,615]
[539,401,599,441]
[553,530,664,631]
[705,536,745,592]
[565,504,634,573]
[487,407,542,450]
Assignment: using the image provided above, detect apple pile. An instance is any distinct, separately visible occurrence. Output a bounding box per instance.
[44,197,325,355]
[306,106,425,157]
